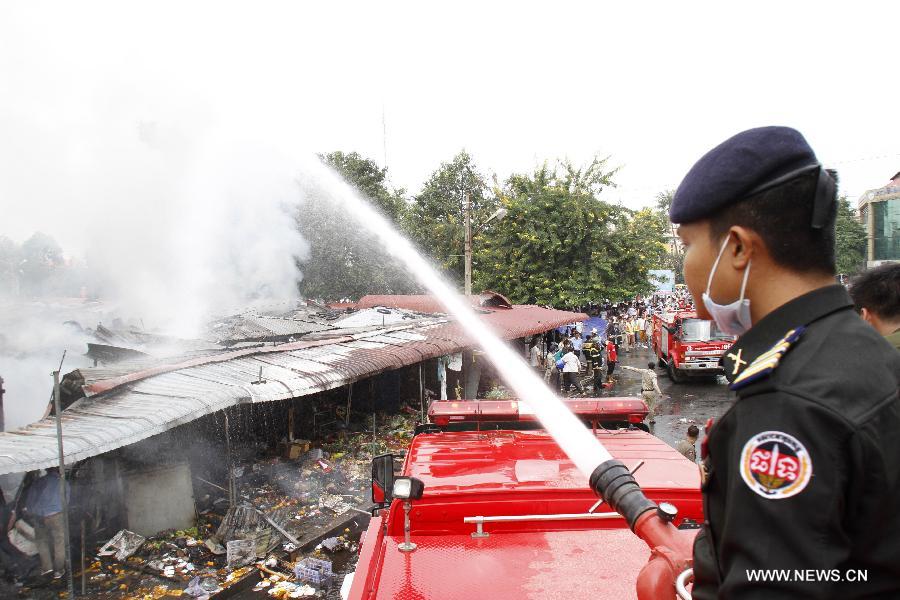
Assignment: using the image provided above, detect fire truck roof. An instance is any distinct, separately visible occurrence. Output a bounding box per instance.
[370,527,653,599]
[404,428,699,496]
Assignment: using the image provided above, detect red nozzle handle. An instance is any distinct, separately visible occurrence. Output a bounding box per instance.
[633,510,695,600]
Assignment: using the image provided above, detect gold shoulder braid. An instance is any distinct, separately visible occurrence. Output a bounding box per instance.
[729,327,806,391]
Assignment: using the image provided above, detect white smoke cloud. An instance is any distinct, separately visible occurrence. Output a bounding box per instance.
[0,4,320,429]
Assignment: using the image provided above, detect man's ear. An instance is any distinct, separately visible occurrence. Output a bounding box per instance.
[859,307,877,327]
[727,226,758,270]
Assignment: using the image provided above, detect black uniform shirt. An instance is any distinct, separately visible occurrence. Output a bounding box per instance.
[694,285,900,599]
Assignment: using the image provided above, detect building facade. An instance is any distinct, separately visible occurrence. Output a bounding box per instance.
[858,171,900,267]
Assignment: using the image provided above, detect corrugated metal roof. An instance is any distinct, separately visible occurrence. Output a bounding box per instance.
[0,305,585,475]
[206,314,334,344]
[355,291,513,313]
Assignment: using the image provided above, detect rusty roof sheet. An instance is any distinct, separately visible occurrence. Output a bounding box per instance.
[0,305,585,475]
[355,291,514,312]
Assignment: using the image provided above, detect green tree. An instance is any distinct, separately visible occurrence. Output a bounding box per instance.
[834,195,867,276]
[654,189,685,284]
[296,151,419,300]
[404,151,501,287]
[0,236,21,297]
[474,157,666,306]
[19,232,63,297]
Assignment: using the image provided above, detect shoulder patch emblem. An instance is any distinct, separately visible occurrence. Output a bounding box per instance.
[729,327,805,390]
[740,431,812,499]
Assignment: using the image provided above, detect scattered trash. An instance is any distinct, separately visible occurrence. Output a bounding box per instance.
[302,448,324,462]
[98,529,147,561]
[204,537,226,555]
[266,580,316,598]
[320,536,343,552]
[320,494,351,515]
[294,583,317,596]
[31,410,416,599]
[184,574,219,598]
[294,557,333,588]
[285,440,311,459]
[226,539,256,568]
[8,520,38,556]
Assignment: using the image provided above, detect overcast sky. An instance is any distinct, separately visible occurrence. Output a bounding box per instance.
[2,1,898,252]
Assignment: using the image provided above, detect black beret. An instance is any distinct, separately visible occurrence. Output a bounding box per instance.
[670,126,821,224]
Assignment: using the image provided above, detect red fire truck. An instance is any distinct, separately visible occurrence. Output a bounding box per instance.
[651,311,734,383]
[343,399,701,600]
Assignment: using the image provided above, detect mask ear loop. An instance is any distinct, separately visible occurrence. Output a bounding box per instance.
[737,258,752,302]
[706,236,731,294]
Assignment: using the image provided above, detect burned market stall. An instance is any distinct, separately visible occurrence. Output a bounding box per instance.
[0,296,585,598]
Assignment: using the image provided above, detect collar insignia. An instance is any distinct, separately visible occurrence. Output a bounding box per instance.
[729,327,805,391]
[726,348,747,375]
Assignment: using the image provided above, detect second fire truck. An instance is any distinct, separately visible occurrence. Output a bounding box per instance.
[651,310,734,383]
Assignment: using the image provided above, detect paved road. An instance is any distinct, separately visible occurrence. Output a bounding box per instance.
[589,344,736,451]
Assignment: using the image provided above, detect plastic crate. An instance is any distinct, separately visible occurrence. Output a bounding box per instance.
[294,557,334,587]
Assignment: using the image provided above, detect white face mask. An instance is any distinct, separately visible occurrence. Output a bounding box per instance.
[702,236,752,336]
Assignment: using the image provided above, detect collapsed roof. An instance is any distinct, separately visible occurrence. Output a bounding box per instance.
[0,298,586,475]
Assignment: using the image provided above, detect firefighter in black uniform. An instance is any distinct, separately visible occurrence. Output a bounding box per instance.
[669,126,900,598]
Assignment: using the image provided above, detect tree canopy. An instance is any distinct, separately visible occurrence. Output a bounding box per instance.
[474,157,667,305]
[653,189,684,284]
[296,151,419,300]
[834,195,867,276]
[404,151,501,286]
[296,150,676,305]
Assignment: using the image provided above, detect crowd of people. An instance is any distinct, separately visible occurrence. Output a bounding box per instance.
[528,290,695,401]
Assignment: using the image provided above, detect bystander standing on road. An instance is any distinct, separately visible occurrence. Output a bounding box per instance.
[675,424,700,462]
[606,317,620,348]
[635,315,645,346]
[24,468,69,579]
[561,346,584,394]
[849,263,900,353]
[570,331,584,361]
[605,338,618,383]
[529,339,542,373]
[544,343,559,389]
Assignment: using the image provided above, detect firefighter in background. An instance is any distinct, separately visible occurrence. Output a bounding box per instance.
[587,338,604,393]
[582,333,597,373]
[670,126,900,598]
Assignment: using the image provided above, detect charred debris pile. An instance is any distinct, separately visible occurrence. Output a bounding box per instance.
[6,303,435,599]
[16,410,416,599]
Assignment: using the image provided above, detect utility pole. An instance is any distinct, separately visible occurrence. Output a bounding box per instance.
[382,105,388,170]
[464,191,472,296]
[52,368,75,599]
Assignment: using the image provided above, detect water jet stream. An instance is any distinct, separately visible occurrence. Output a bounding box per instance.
[305,162,612,479]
